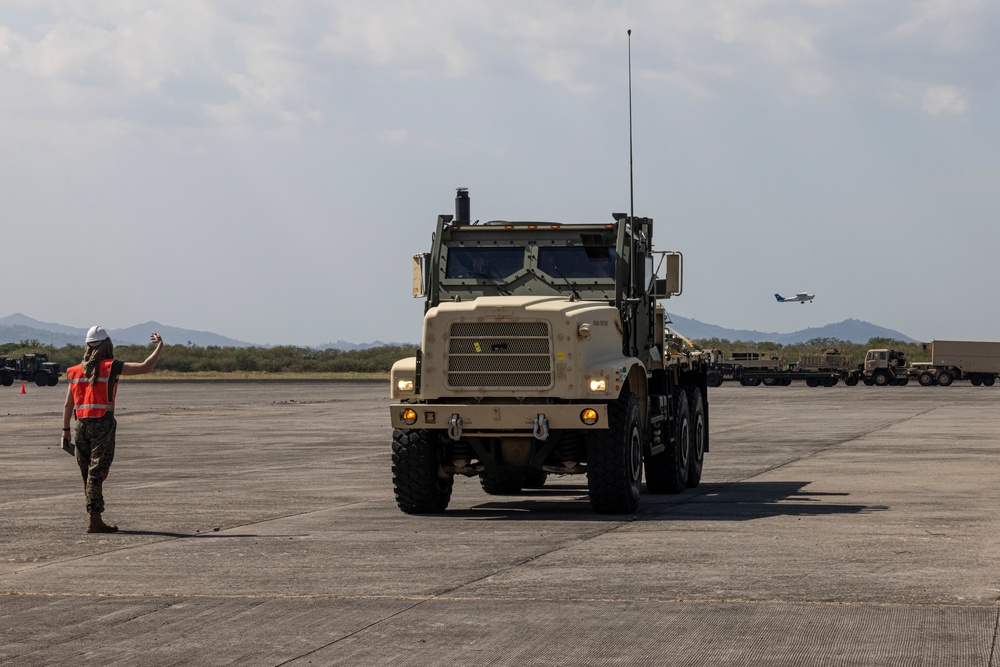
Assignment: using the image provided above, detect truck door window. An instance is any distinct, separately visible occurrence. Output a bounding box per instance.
[445,247,525,280]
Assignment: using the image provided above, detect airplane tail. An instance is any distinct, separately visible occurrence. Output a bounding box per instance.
[774,294,785,302]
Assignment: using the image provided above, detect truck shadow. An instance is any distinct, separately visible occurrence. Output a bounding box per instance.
[452,480,886,522]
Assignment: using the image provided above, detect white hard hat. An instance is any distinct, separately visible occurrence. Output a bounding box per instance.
[86,325,110,344]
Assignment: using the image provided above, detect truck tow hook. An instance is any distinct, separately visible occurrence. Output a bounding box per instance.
[533,414,550,441]
[447,414,464,441]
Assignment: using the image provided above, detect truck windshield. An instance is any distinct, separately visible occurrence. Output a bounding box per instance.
[446,247,525,279]
[538,246,616,279]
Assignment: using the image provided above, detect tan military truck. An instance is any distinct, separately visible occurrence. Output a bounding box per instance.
[859,348,910,386]
[389,189,710,514]
[916,340,1000,387]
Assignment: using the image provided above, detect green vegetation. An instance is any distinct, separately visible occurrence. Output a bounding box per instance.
[690,337,929,365]
[1,340,419,376]
[2,336,927,377]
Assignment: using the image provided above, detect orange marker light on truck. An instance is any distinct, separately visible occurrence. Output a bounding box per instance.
[581,409,599,425]
[400,408,418,425]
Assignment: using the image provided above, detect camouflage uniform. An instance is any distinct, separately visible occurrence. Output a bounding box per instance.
[74,414,117,514]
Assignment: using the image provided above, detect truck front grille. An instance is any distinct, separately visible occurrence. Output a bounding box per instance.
[447,322,552,388]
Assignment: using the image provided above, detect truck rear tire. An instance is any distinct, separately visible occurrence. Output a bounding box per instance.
[918,372,935,386]
[936,371,954,387]
[392,429,453,514]
[33,372,49,387]
[984,376,996,387]
[587,391,642,514]
[706,370,723,388]
[643,390,690,495]
[685,387,705,488]
[970,375,983,387]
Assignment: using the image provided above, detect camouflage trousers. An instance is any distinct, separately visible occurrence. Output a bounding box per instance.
[74,414,117,514]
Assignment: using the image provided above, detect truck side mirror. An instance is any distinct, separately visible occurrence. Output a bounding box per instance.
[651,251,683,297]
[412,253,428,298]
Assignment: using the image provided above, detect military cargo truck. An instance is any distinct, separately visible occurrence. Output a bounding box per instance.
[1,354,60,387]
[916,340,1000,387]
[857,348,910,386]
[389,189,710,514]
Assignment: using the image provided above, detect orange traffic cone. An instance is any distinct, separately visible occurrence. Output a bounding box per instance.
[20,382,26,394]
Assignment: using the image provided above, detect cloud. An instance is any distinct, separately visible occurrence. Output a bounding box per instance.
[921,84,968,116]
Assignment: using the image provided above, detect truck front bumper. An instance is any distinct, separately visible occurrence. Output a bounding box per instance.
[389,402,610,437]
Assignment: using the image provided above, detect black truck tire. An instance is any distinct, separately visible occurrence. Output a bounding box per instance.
[587,391,642,514]
[392,428,453,514]
[480,472,526,495]
[644,389,690,495]
[33,372,49,387]
[686,387,705,488]
[524,470,548,488]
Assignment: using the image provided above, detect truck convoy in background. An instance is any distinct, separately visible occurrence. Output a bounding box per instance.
[707,348,859,387]
[388,189,711,515]
[707,341,1000,388]
[0,354,62,387]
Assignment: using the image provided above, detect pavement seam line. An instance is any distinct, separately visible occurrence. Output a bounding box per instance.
[0,589,989,610]
[273,598,430,666]
[730,405,941,482]
[989,599,1000,667]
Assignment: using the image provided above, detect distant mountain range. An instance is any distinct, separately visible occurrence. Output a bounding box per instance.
[664,314,918,344]
[1,312,917,349]
[0,314,412,349]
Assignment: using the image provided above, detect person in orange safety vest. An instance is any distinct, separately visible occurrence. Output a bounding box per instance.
[62,326,164,533]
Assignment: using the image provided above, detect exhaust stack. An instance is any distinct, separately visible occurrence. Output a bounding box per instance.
[454,187,470,224]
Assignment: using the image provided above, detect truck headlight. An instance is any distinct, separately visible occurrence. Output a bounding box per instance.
[397,379,415,393]
[400,408,418,425]
[589,378,607,392]
[581,408,599,425]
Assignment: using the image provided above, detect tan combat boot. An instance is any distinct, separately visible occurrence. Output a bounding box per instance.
[87,512,118,533]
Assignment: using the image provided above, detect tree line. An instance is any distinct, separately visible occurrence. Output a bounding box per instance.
[2,336,924,375]
[1,340,419,374]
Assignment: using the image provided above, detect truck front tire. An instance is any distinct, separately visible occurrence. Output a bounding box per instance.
[392,429,453,514]
[587,391,642,514]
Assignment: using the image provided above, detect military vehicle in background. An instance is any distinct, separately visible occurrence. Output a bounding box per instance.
[913,340,1000,387]
[707,349,853,387]
[0,354,61,387]
[388,189,710,515]
[857,348,911,386]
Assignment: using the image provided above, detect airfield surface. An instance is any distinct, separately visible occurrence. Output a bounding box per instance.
[1,380,998,666]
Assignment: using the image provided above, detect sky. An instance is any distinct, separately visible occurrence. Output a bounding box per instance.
[2,1,998,346]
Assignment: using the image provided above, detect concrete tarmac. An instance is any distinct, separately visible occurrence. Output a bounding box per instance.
[1,380,998,666]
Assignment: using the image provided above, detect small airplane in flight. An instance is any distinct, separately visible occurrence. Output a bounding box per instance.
[775,292,815,304]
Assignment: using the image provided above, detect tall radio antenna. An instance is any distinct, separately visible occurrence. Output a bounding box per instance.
[627,29,634,220]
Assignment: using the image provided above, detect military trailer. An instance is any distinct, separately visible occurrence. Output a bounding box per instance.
[708,349,847,387]
[917,340,1000,387]
[705,352,784,387]
[796,349,856,387]
[389,189,710,515]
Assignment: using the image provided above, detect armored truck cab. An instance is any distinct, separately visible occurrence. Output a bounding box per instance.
[389,189,709,515]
